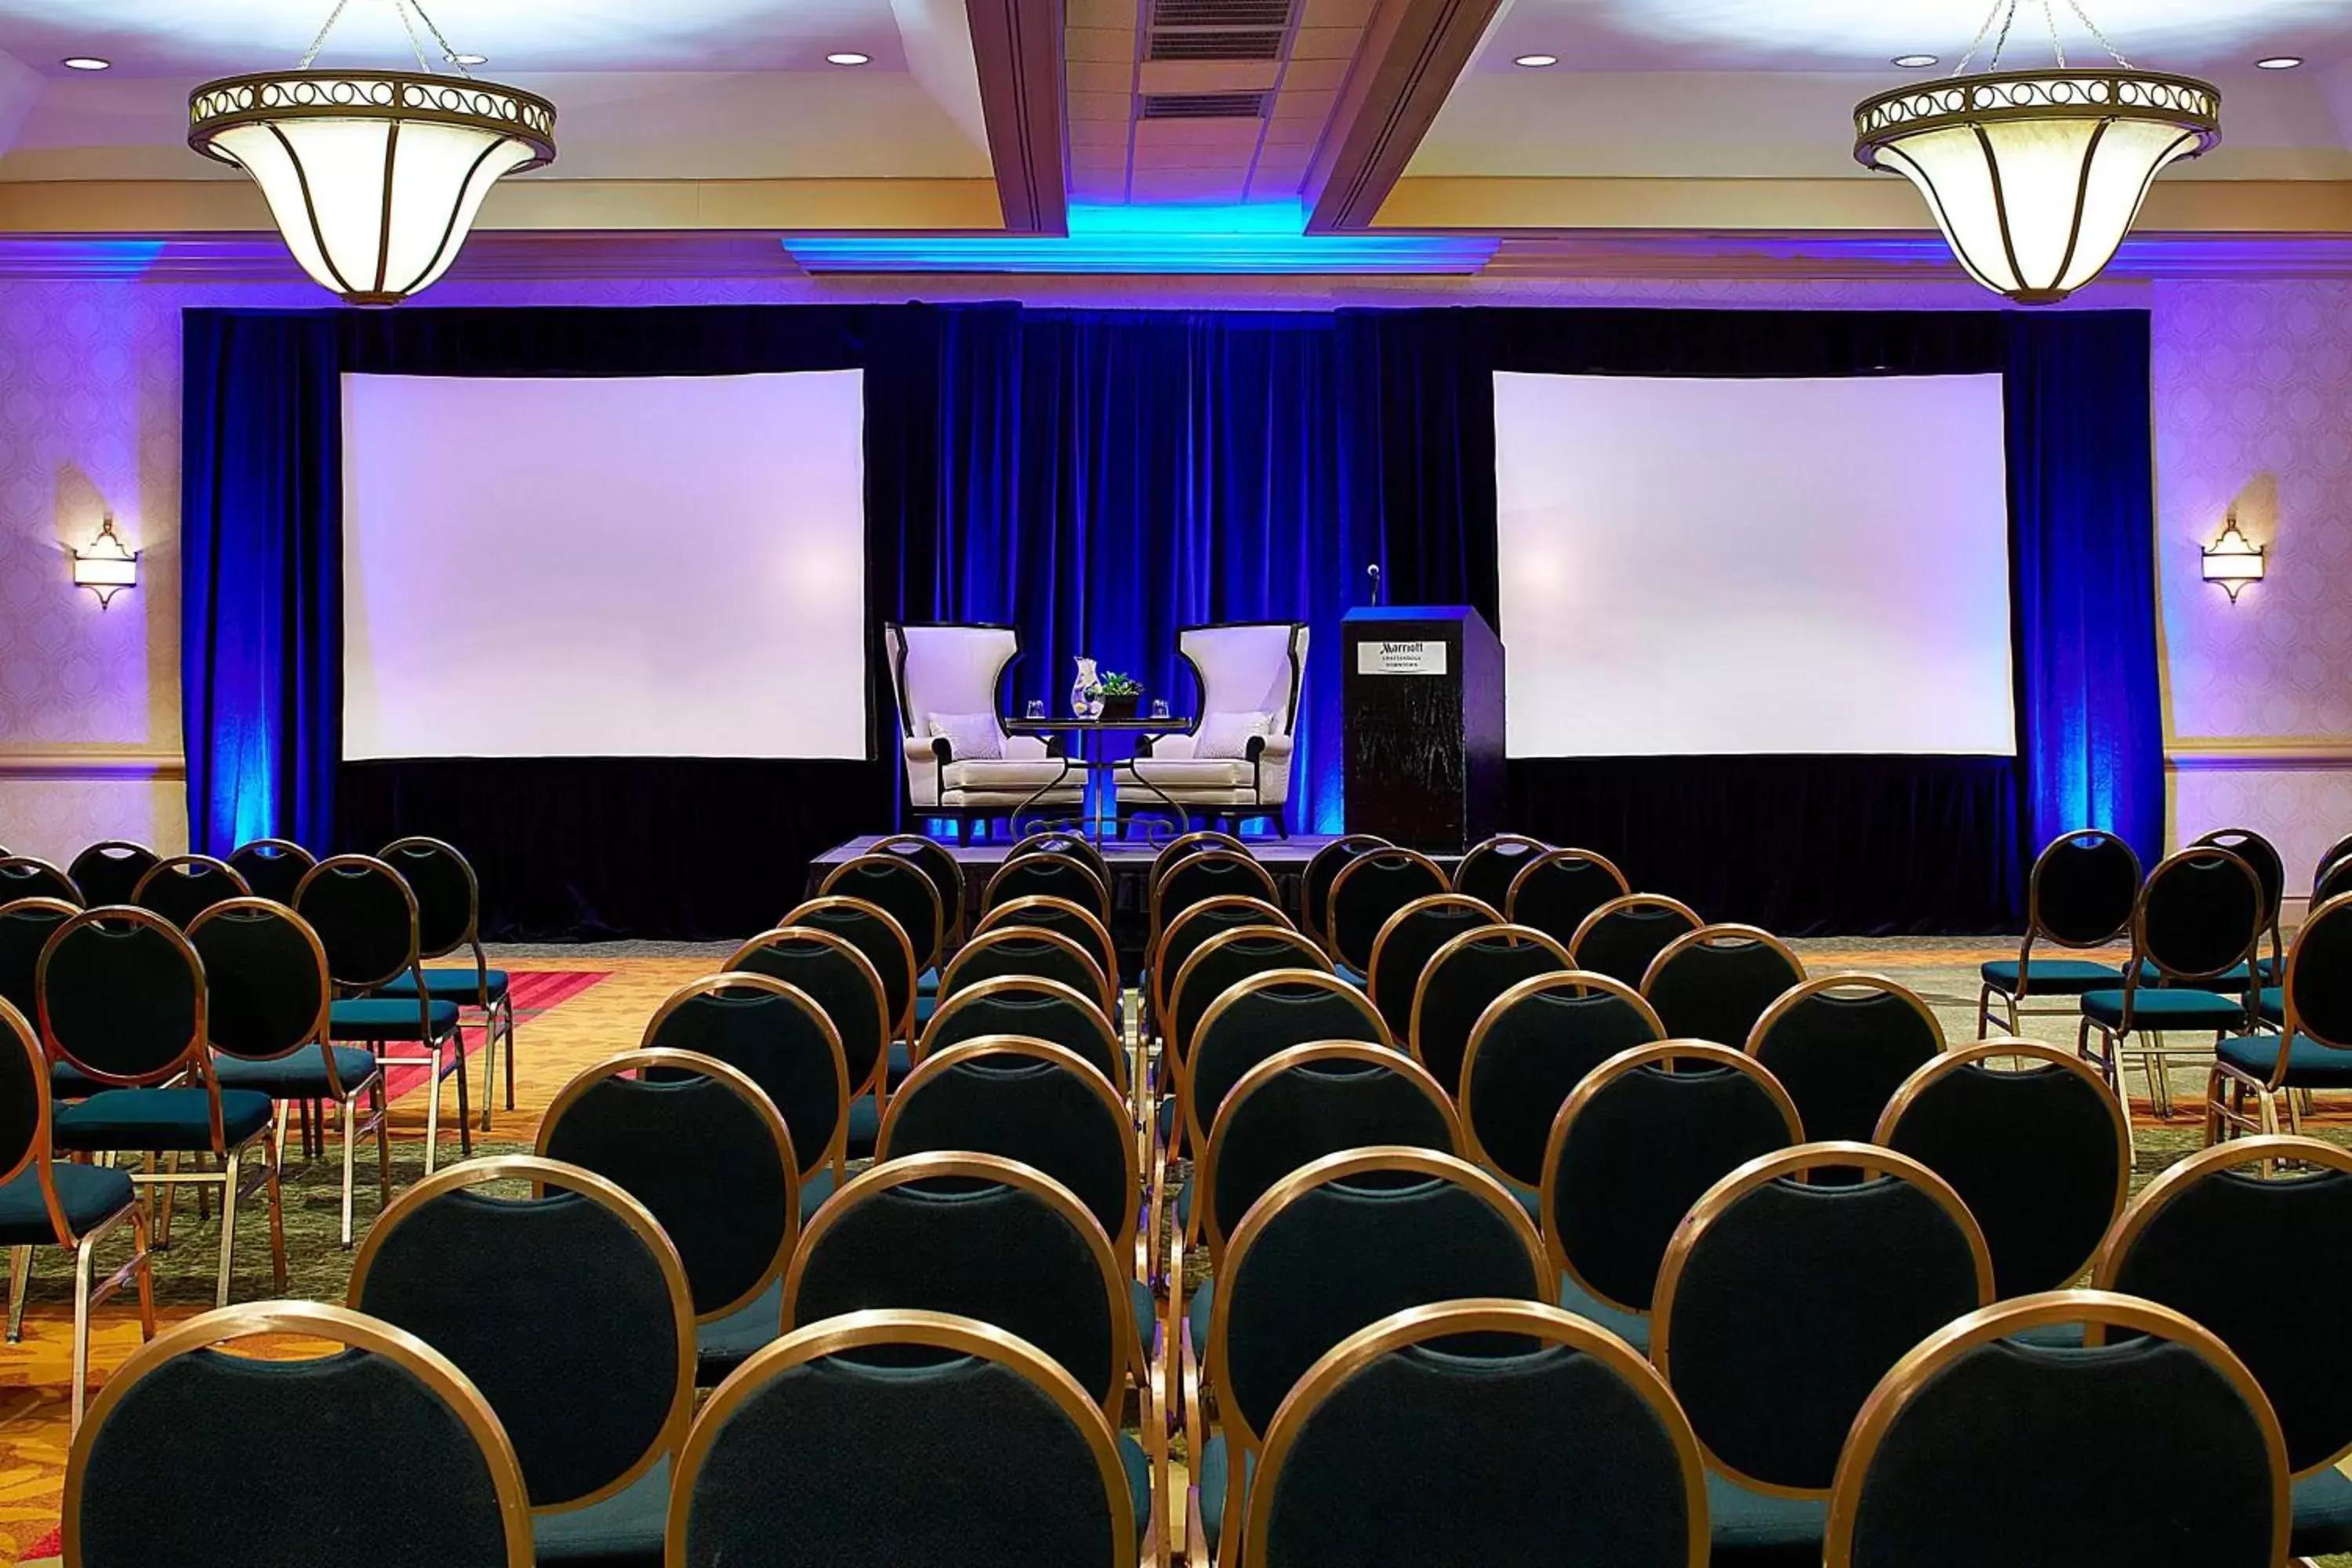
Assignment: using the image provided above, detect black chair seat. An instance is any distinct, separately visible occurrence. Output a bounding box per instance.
[532,1452,668,1566]
[1979,958,2122,996]
[2258,987,2285,1025]
[213,1045,379,1097]
[376,967,510,1004]
[2293,1465,2352,1556]
[1706,1468,1827,1565]
[330,998,462,1041]
[2136,959,2281,988]
[2080,989,2246,1029]
[0,1162,133,1243]
[1558,1272,1650,1355]
[54,1087,273,1152]
[696,1276,784,1385]
[2216,1032,2352,1089]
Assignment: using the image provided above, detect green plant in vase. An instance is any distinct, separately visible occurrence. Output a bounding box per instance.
[1095,670,1145,721]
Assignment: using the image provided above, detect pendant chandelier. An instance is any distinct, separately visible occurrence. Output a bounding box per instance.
[1853,0,2218,303]
[188,0,555,306]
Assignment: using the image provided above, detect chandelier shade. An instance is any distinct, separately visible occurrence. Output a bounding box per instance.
[1855,69,2218,303]
[189,70,556,305]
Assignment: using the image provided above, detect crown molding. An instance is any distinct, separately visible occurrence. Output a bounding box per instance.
[2168,739,2352,771]
[0,750,183,782]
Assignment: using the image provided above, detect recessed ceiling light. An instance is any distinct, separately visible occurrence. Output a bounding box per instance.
[1513,53,1560,67]
[2255,55,2303,69]
[1891,53,1939,68]
[826,51,871,66]
[60,56,110,71]
[448,52,488,66]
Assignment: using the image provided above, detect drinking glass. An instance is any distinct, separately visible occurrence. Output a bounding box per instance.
[1149,699,1171,720]
[1025,699,1047,720]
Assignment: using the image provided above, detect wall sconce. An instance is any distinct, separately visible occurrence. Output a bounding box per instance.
[2201,516,2265,602]
[68,517,138,608]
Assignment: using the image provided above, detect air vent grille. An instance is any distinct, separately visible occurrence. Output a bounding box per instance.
[1148,27,1285,61]
[1139,90,1272,119]
[1152,0,1291,26]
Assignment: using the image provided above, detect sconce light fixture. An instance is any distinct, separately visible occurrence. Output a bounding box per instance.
[69,517,138,608]
[2201,516,2265,601]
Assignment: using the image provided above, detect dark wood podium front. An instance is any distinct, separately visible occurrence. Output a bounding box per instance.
[1341,606,1505,853]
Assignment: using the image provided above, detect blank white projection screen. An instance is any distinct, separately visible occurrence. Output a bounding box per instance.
[1494,372,2015,758]
[342,371,867,760]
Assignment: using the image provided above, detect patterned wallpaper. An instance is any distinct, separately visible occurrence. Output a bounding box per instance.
[0,269,2345,889]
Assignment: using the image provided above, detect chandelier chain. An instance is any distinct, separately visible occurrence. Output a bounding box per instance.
[296,0,478,75]
[296,0,359,68]
[1987,0,2021,70]
[406,0,478,76]
[2064,0,2134,67]
[2041,0,2066,67]
[390,0,434,71]
[1947,0,2009,77]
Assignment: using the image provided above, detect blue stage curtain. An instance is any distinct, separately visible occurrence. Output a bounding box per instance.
[180,310,343,855]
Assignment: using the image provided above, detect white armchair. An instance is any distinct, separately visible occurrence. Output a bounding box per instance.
[1118,622,1309,836]
[885,623,1080,839]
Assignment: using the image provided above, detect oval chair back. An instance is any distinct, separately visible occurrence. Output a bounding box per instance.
[0,856,81,907]
[2095,1135,2352,1479]
[918,976,1126,1093]
[879,1037,1140,1260]
[2321,832,2352,887]
[131,855,249,931]
[2317,855,2352,909]
[670,1309,1137,1568]
[539,1051,800,1365]
[875,833,967,950]
[2027,829,2143,949]
[1640,924,1806,1048]
[0,897,77,1021]
[2263,890,2352,1067]
[1652,1142,1994,1498]
[1299,833,1388,947]
[1154,829,1250,881]
[1167,925,1330,1076]
[820,853,948,976]
[779,895,918,1044]
[1152,850,1278,955]
[1504,848,1632,953]
[1744,975,1946,1149]
[38,906,205,1089]
[783,1152,1135,1417]
[2194,826,2285,973]
[940,926,1114,1019]
[225,838,316,906]
[293,855,420,990]
[985,851,1112,927]
[376,837,482,964]
[182,898,335,1073]
[2136,844,2263,985]
[725,927,889,1104]
[1459,972,1666,1192]
[977,895,1119,1000]
[641,974,848,1185]
[1246,1300,1708,1568]
[1365,893,1498,1037]
[1452,833,1549,912]
[1185,970,1392,1151]
[1875,1040,2129,1299]
[0,995,67,1218]
[1544,1042,1804,1326]
[352,1159,693,1530]
[1325,848,1449,976]
[1411,924,1573,1093]
[1198,1042,1460,1259]
[66,842,158,909]
[1570,894,1702,989]
[1008,830,1115,895]
[1823,1291,2288,1568]
[66,1302,535,1568]
[1152,894,1289,1029]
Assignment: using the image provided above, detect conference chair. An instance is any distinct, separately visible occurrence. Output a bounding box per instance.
[0,855,80,906]
[875,832,969,955]
[2076,844,2263,1130]
[1745,975,1946,1151]
[1188,1146,1549,1566]
[643,973,848,1220]
[940,924,1116,1020]
[725,926,888,1154]
[1298,833,1388,949]
[1149,893,1290,1041]
[1976,828,2141,1036]
[1363,892,1497,1037]
[2310,851,2352,914]
[65,840,158,908]
[884,621,1082,840]
[539,1050,800,1386]
[818,851,949,980]
[2319,830,2352,888]
[1120,620,1311,837]
[1542,1041,1804,1353]
[351,1157,694,1568]
[985,848,1115,928]
[1821,1292,2288,1568]
[1875,1040,2129,1301]
[1459,971,1667,1207]
[1152,829,1250,880]
[1651,1144,1994,1563]
[1166,925,1329,1085]
[1242,1301,1710,1568]
[1640,924,1806,1048]
[779,894,918,1053]
[188,898,391,1249]
[667,1310,1141,1568]
[376,838,515,1129]
[919,976,1128,1094]
[225,837,316,906]
[2093,1135,2352,1555]
[2209,890,2352,1143]
[1323,846,1449,978]
[1410,923,1573,1094]
[1152,848,1279,959]
[64,1302,534,1568]
[129,854,249,931]
[1179,969,1391,1155]
[0,996,152,1430]
[2194,825,2287,985]
[1008,828,1117,893]
[978,895,1121,1004]
[0,898,85,1102]
[38,906,279,1308]
[1570,893,1703,989]
[1504,846,1633,955]
[1452,831,1550,913]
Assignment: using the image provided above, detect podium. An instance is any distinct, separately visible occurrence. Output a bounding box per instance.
[1342,605,1505,853]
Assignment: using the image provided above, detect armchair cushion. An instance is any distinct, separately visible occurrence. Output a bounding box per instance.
[1196,710,1272,760]
[1124,759,1258,790]
[940,759,1073,790]
[927,711,1004,761]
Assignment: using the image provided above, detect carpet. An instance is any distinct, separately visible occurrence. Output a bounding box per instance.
[377,970,608,1106]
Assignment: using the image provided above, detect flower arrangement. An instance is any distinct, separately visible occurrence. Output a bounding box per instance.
[1094,670,1145,720]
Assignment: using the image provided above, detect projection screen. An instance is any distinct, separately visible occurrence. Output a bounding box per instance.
[341,370,867,760]
[1494,371,2015,759]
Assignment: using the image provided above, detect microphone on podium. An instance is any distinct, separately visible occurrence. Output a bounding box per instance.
[1366,562,1383,606]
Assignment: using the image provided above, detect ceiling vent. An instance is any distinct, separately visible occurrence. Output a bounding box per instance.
[1148,0,1290,62]
[1152,0,1292,25]
[1149,28,1284,61]
[1140,90,1272,120]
